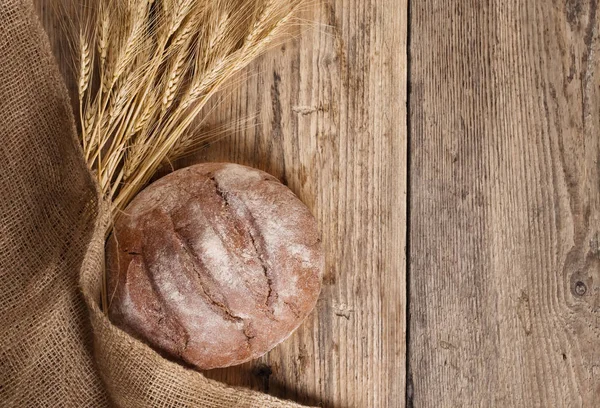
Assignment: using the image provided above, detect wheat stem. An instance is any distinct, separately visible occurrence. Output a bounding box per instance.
[76,0,305,216]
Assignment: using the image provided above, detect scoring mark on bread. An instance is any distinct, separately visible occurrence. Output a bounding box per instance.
[210,175,230,208]
[209,174,279,320]
[172,228,256,348]
[133,242,191,358]
[248,229,277,317]
[172,227,243,325]
[171,204,259,347]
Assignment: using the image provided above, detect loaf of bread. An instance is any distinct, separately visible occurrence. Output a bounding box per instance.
[106,163,324,370]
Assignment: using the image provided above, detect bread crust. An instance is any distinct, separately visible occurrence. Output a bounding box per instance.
[106,163,324,370]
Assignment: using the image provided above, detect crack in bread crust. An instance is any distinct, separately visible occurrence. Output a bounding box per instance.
[172,227,243,325]
[209,175,277,317]
[134,251,190,358]
[171,216,255,347]
[247,228,277,316]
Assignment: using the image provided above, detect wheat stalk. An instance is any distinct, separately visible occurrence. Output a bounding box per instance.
[75,0,305,312]
[77,0,304,214]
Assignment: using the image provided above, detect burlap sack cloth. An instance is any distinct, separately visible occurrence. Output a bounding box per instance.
[0,1,314,407]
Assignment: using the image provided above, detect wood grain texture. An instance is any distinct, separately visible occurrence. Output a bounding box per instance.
[409,0,600,406]
[34,1,407,407]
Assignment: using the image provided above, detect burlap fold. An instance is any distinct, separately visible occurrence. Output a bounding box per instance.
[0,1,311,406]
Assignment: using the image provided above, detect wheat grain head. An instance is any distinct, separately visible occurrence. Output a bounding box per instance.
[76,0,308,215]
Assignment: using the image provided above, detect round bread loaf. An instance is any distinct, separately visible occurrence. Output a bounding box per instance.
[106,163,323,370]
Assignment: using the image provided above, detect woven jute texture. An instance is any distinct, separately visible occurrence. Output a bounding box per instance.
[0,1,310,407]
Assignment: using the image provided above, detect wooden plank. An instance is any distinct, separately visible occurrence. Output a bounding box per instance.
[35,1,408,407]
[409,1,600,406]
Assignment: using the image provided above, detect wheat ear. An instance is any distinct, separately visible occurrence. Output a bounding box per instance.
[77,0,306,216]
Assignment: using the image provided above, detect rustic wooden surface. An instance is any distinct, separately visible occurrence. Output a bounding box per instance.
[37,0,600,406]
[34,1,408,407]
[409,0,600,407]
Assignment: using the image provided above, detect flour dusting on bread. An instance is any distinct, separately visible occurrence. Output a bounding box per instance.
[106,163,323,370]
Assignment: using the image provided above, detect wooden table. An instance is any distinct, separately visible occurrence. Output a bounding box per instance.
[35,0,600,406]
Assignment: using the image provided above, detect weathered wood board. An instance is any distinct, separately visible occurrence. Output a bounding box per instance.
[408,1,600,406]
